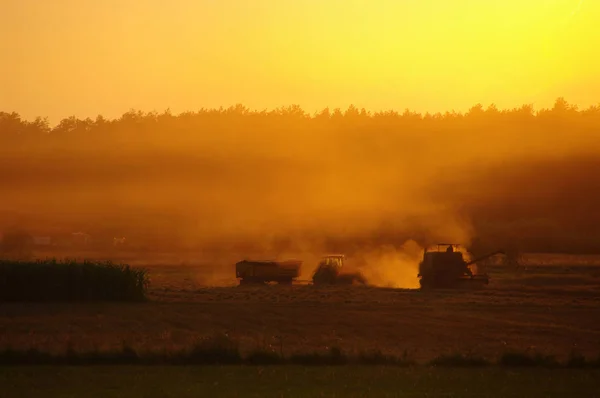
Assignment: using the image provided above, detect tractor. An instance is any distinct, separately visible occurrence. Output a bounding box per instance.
[311,254,367,285]
[417,244,504,289]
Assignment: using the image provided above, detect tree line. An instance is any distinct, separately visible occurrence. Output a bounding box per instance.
[1,98,598,151]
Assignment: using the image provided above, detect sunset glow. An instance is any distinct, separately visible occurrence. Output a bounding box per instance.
[3,0,599,123]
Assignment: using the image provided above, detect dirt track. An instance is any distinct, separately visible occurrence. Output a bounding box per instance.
[1,260,599,362]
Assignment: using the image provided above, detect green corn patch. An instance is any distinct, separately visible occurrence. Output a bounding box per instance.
[0,258,148,302]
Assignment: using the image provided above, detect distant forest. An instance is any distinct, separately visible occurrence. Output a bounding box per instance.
[1,97,598,148]
[1,98,600,255]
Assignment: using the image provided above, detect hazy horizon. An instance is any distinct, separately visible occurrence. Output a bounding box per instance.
[2,99,599,262]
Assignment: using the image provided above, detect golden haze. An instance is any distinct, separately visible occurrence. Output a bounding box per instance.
[2,0,600,122]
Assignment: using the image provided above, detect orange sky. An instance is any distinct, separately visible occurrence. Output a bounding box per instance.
[2,0,599,124]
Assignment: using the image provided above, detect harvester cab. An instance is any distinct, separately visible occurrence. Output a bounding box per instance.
[418,244,504,289]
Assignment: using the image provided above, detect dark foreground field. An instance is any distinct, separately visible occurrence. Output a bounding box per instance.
[3,366,600,398]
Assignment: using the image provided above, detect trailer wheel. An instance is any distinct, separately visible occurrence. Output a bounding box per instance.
[239,277,265,286]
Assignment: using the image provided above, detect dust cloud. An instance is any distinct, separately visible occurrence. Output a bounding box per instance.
[352,240,424,289]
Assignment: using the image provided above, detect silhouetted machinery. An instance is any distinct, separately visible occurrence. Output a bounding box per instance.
[236,259,302,285]
[417,244,504,289]
[312,254,367,285]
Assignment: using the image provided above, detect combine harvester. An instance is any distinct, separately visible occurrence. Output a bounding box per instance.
[417,243,504,289]
[235,259,302,285]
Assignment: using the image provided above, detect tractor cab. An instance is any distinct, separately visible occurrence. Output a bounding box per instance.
[319,254,345,270]
[312,254,351,285]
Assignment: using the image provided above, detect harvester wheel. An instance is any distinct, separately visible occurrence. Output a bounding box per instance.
[418,278,433,289]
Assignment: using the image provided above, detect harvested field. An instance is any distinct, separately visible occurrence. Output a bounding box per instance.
[1,253,599,363]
